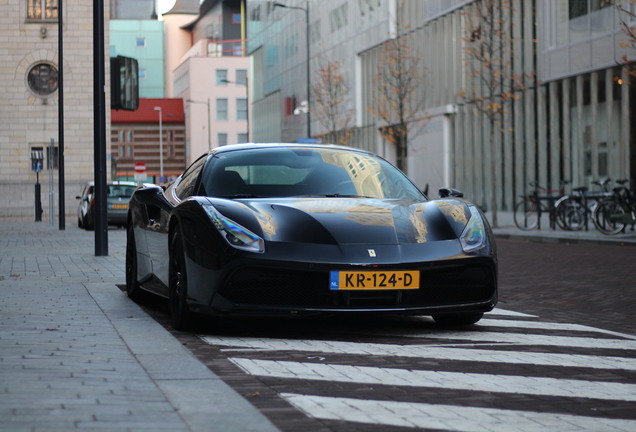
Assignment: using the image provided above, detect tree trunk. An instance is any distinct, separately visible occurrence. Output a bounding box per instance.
[489,116,498,228]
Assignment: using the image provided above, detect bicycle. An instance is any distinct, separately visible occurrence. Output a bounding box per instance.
[513,180,568,231]
[553,179,613,231]
[591,180,636,235]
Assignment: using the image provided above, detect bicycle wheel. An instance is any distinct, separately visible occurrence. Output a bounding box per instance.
[514,198,539,230]
[554,196,586,231]
[592,199,626,235]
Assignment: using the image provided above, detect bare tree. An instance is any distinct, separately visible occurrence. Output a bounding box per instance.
[459,0,526,228]
[369,0,427,174]
[311,59,353,145]
[610,0,636,77]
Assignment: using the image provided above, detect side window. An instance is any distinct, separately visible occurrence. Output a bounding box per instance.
[175,155,207,200]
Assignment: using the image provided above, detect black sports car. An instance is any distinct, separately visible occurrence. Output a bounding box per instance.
[125,143,497,329]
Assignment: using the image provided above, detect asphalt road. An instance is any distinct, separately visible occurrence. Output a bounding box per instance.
[138,238,636,432]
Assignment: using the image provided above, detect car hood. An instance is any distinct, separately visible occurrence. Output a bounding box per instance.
[203,197,472,246]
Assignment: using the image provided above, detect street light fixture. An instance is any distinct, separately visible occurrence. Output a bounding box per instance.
[186,98,212,151]
[273,1,311,138]
[152,106,164,181]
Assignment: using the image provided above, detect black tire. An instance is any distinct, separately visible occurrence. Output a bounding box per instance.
[169,233,193,331]
[125,226,147,303]
[432,312,483,326]
[77,216,83,229]
[592,199,626,235]
[513,198,539,230]
[554,197,585,231]
[85,212,94,231]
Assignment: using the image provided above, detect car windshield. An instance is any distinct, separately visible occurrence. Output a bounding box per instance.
[107,185,135,198]
[201,147,424,200]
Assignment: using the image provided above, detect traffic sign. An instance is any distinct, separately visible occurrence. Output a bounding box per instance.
[134,161,146,181]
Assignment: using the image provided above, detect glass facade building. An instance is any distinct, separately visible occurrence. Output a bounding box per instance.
[246,0,635,213]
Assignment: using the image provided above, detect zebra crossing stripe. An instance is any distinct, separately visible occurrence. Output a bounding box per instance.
[280,393,636,432]
[477,318,636,341]
[487,308,536,317]
[202,336,636,371]
[372,330,636,350]
[230,358,636,402]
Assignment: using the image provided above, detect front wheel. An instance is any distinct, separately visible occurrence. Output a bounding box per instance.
[169,233,194,331]
[554,197,586,231]
[513,198,539,230]
[592,199,626,235]
[432,312,483,326]
[125,226,147,303]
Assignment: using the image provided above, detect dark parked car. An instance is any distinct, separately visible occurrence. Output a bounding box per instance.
[77,181,137,229]
[125,144,497,329]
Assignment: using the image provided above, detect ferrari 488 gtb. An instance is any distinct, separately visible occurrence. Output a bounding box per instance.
[125,144,497,329]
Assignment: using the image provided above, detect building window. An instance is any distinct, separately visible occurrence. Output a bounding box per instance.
[218,133,228,147]
[27,63,58,96]
[568,0,610,20]
[329,3,348,32]
[237,98,248,120]
[236,69,248,86]
[237,133,248,143]
[27,0,58,21]
[136,37,146,48]
[310,19,321,45]
[216,69,228,85]
[216,98,228,120]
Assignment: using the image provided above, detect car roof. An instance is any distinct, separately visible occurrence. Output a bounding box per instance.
[207,143,375,157]
[83,181,138,187]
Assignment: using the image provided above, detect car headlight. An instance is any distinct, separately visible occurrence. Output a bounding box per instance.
[202,204,264,253]
[460,206,487,253]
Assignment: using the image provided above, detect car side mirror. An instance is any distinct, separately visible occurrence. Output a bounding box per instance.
[75,195,81,200]
[438,187,464,198]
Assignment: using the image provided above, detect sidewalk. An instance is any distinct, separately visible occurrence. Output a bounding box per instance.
[486,211,636,247]
[0,222,278,432]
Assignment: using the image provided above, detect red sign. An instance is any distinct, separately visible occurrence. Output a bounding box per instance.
[134,162,146,173]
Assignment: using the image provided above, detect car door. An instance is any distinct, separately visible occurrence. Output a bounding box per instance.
[146,155,208,289]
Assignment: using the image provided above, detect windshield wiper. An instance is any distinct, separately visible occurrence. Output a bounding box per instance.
[324,194,369,198]
[219,194,260,199]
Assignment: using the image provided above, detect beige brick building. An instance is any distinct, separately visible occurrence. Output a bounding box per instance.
[0,1,110,221]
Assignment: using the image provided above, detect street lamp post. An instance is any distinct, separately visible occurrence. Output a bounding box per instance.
[153,106,164,181]
[273,1,311,138]
[186,98,211,151]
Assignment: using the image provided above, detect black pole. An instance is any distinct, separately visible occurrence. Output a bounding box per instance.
[58,0,65,230]
[305,0,311,138]
[93,0,108,256]
[35,173,43,222]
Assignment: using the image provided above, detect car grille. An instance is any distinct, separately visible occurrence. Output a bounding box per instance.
[220,264,495,309]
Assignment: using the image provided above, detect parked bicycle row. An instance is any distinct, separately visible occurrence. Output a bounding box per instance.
[513,178,636,235]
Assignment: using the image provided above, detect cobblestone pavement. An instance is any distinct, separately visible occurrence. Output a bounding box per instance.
[0,222,277,432]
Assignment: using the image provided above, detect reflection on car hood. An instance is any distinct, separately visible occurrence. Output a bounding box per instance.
[204,197,472,245]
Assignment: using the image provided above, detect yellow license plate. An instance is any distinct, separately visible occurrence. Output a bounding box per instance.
[330,270,419,290]
[111,203,128,209]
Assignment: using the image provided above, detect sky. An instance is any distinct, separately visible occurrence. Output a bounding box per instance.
[158,0,177,15]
